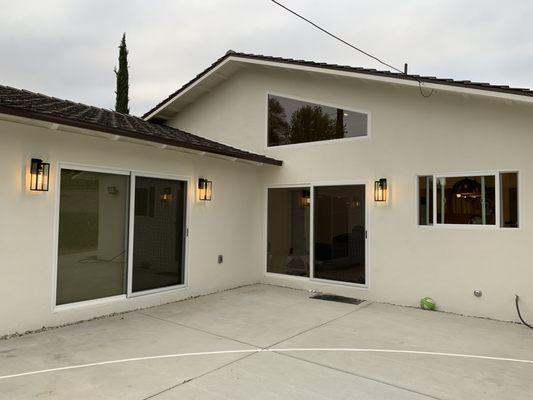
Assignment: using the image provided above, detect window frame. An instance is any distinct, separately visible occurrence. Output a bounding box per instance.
[52,162,191,312]
[416,170,520,230]
[265,92,371,149]
[127,170,191,298]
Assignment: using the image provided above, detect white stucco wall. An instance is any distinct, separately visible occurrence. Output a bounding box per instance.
[167,66,533,322]
[0,119,266,336]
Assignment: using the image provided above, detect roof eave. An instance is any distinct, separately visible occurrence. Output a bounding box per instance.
[0,105,283,166]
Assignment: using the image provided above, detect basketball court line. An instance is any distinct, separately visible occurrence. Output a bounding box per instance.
[1,347,532,381]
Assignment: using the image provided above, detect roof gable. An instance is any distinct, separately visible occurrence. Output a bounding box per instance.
[143,51,533,121]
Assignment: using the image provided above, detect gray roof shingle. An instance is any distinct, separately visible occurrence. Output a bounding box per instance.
[0,84,282,166]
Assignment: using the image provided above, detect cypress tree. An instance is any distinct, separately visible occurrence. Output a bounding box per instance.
[114,33,129,114]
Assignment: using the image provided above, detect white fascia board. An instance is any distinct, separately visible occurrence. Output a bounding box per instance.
[144,58,234,120]
[144,56,533,121]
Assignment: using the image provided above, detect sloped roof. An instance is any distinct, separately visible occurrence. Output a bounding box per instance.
[143,51,533,120]
[0,84,281,166]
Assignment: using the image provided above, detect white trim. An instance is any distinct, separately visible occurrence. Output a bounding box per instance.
[264,179,370,290]
[51,163,61,312]
[309,184,315,280]
[144,55,533,121]
[127,170,191,298]
[59,162,131,176]
[126,172,136,296]
[54,295,127,312]
[264,92,370,150]
[264,271,309,281]
[144,57,233,119]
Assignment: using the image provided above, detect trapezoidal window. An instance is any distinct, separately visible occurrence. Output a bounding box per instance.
[267,94,368,147]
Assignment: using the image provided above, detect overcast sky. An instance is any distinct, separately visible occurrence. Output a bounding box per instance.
[1,0,532,116]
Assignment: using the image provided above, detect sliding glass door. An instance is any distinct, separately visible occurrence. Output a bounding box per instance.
[313,185,366,285]
[266,184,366,286]
[130,175,187,294]
[56,167,189,306]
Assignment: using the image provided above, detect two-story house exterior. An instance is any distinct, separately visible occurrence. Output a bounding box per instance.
[1,51,532,336]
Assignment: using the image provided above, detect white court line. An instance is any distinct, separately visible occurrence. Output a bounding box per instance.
[1,348,532,380]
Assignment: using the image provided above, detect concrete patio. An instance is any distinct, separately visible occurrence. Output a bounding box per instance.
[1,284,532,399]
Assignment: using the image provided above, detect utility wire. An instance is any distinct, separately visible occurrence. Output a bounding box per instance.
[269,0,434,97]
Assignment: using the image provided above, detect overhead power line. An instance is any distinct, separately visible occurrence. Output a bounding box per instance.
[269,0,434,97]
[270,0,403,74]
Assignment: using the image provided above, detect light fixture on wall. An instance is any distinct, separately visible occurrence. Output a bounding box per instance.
[374,178,387,202]
[160,187,173,203]
[198,178,212,201]
[30,158,50,191]
[301,189,310,207]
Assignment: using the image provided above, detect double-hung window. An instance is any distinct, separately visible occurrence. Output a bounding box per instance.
[418,172,518,228]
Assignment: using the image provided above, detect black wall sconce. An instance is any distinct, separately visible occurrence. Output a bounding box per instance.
[198,178,212,201]
[30,158,50,191]
[374,178,387,202]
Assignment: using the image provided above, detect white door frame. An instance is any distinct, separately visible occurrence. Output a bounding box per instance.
[264,179,370,290]
[127,170,191,298]
[52,162,131,312]
[52,163,192,311]
[309,180,369,288]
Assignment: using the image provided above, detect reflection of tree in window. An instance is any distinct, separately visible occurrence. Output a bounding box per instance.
[268,94,366,146]
[289,105,345,144]
[268,97,290,145]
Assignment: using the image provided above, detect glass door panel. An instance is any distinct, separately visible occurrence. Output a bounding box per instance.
[267,187,310,277]
[313,185,365,284]
[57,169,129,305]
[132,176,187,292]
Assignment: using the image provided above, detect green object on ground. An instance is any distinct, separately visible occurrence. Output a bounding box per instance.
[420,297,436,310]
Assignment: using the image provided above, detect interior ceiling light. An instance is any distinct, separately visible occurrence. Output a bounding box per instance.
[452,178,481,198]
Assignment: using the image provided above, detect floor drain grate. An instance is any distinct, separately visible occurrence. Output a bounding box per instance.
[310,293,364,305]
